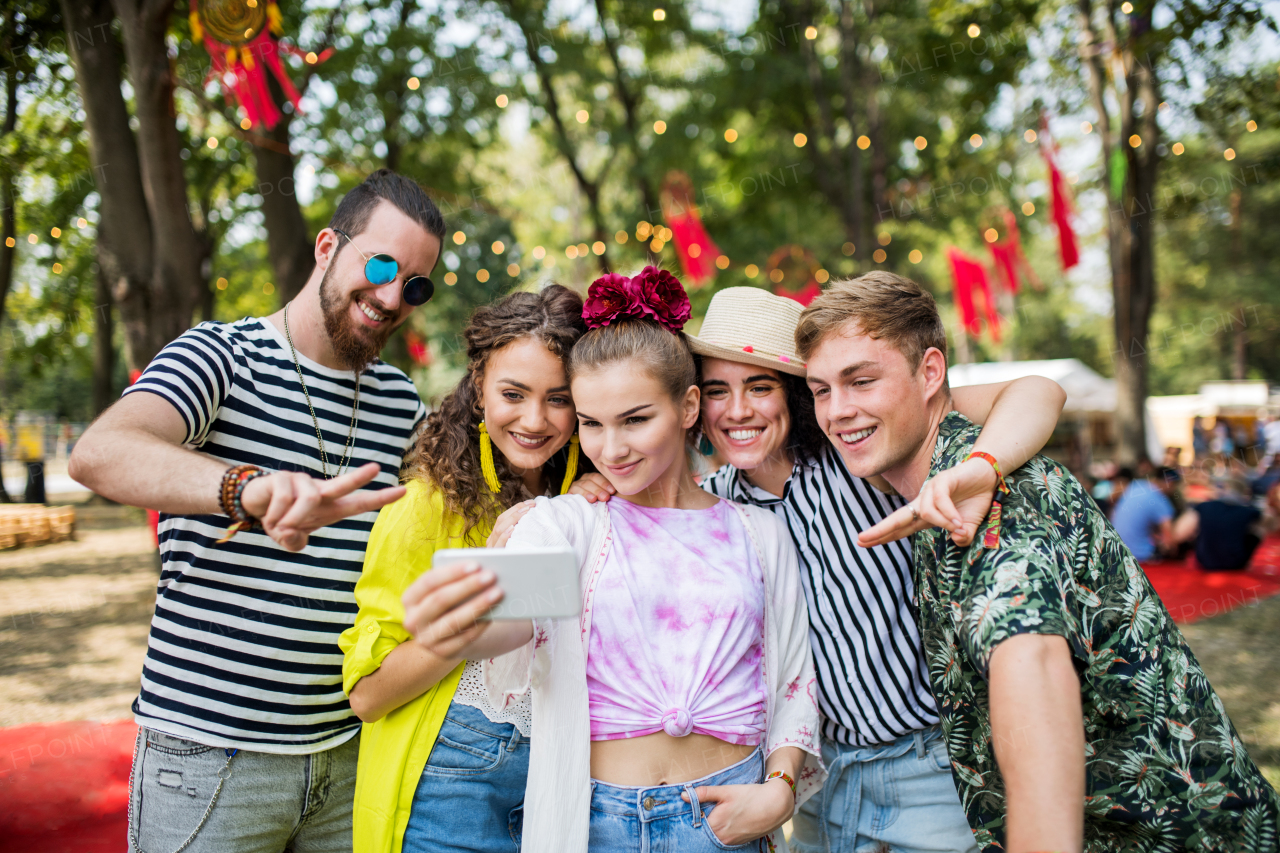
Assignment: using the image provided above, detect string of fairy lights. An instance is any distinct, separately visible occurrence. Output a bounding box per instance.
[9,16,1264,299]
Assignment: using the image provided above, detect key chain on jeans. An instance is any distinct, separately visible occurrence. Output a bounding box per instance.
[127,727,238,853]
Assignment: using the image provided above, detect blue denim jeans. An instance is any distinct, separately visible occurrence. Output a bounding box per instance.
[589,746,767,853]
[403,701,529,853]
[790,726,978,853]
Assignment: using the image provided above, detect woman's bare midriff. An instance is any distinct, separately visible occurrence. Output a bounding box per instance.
[590,731,755,786]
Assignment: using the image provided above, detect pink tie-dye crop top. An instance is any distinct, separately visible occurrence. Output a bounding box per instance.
[585,497,767,745]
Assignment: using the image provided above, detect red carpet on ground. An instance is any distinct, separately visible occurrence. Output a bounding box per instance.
[1142,534,1280,625]
[0,719,136,853]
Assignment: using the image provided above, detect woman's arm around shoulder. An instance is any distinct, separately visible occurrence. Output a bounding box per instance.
[505,493,600,555]
[859,377,1068,549]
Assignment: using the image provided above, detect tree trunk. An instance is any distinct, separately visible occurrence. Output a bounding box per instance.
[111,0,204,365]
[1229,191,1246,380]
[509,0,611,274]
[593,0,659,262]
[252,110,313,305]
[836,0,868,256]
[92,263,116,415]
[62,0,156,374]
[1077,0,1160,465]
[0,67,17,323]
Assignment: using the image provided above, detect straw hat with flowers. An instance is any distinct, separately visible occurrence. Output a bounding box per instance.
[685,287,806,377]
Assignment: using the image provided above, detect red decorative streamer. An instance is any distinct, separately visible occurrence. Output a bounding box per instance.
[1040,118,1080,272]
[987,209,1039,293]
[947,246,1001,342]
[661,172,720,287]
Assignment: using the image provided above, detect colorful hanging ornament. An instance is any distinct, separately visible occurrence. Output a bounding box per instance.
[946,246,1001,342]
[190,0,302,130]
[660,171,721,287]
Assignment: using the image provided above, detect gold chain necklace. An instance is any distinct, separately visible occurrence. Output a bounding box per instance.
[283,302,361,479]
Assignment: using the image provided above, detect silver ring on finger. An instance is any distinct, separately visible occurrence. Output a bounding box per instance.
[908,503,920,523]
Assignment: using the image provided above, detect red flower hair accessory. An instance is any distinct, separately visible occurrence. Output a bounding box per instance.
[581,273,633,328]
[583,266,692,333]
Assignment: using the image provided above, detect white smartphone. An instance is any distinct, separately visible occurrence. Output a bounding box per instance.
[431,546,580,620]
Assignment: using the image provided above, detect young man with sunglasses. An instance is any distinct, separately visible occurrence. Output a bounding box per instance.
[70,169,442,853]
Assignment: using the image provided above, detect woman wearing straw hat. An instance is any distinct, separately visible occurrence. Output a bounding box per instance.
[496,284,1066,853]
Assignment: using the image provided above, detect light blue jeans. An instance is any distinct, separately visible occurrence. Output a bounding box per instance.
[403,701,529,853]
[790,726,977,853]
[128,727,358,853]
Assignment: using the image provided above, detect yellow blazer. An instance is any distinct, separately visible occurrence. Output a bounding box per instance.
[339,478,492,853]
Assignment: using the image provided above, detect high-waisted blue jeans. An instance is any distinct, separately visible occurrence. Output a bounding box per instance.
[588,746,767,853]
[790,726,978,853]
[403,701,530,853]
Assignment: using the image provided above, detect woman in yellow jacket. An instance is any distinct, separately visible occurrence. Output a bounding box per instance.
[339,285,587,853]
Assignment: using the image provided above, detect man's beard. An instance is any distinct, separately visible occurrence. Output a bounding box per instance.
[319,264,399,371]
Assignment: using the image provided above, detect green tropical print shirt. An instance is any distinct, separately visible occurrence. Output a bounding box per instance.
[913,412,1278,852]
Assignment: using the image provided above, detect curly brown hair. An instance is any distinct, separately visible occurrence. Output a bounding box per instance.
[405,284,587,533]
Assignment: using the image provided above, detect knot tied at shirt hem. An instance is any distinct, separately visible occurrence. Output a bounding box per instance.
[661,708,693,737]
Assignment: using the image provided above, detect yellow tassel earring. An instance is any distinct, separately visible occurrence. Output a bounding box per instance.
[559,435,581,495]
[478,421,502,493]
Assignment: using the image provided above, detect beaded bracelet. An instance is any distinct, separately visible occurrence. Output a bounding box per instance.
[217,464,267,543]
[764,770,796,794]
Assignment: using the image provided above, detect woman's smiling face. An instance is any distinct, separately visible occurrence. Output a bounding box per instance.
[699,357,792,473]
[571,362,699,496]
[480,337,576,474]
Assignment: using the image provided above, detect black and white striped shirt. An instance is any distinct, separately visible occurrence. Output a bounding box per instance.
[124,318,425,753]
[702,445,939,746]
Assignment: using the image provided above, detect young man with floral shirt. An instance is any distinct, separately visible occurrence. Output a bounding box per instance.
[797,271,1279,853]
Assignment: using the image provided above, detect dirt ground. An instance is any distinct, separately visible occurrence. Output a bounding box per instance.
[1,501,1278,789]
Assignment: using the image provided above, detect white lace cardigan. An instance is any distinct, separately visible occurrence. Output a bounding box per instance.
[485,494,826,853]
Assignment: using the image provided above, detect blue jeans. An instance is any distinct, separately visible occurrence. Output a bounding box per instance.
[589,746,766,853]
[403,701,529,853]
[791,726,977,853]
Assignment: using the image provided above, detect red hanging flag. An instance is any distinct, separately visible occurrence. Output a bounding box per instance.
[987,209,1040,293]
[947,246,1001,341]
[191,0,303,130]
[661,172,720,287]
[1039,120,1080,272]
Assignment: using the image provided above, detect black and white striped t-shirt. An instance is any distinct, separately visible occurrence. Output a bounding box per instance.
[702,445,939,747]
[124,317,426,753]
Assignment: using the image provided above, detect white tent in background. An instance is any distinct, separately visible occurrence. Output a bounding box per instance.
[947,358,1116,415]
[946,358,1171,463]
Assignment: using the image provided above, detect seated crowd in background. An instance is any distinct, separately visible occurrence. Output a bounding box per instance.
[1089,433,1279,571]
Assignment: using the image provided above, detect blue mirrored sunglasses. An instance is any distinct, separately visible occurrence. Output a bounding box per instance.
[333,228,435,306]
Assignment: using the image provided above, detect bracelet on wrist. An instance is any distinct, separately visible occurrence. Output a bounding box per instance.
[217,464,267,543]
[964,451,1011,494]
[764,770,796,795]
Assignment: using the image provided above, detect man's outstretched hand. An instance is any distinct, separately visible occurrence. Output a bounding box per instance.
[241,462,405,551]
[857,456,1000,548]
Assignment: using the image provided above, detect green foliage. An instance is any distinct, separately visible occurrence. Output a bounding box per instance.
[2,0,1278,421]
